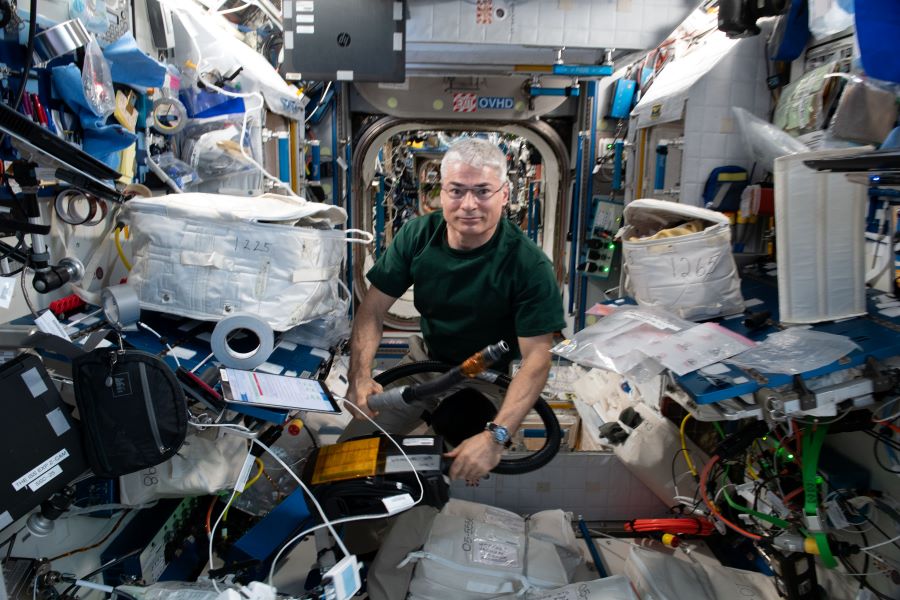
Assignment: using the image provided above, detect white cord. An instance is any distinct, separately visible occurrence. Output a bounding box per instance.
[860,532,900,552]
[214,1,252,15]
[73,580,115,594]
[187,420,251,433]
[266,398,425,587]
[137,321,182,368]
[192,351,217,374]
[61,502,157,518]
[865,232,892,285]
[208,485,240,594]
[304,81,332,124]
[252,437,350,557]
[872,396,900,423]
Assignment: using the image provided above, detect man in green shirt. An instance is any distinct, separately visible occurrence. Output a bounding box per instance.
[348,137,566,484]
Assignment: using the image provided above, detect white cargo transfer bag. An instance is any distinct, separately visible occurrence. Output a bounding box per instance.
[124,193,372,331]
[618,199,744,320]
[402,513,568,599]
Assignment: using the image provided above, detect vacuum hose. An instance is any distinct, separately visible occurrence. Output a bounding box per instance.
[370,352,562,476]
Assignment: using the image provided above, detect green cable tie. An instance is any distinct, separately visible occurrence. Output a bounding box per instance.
[802,424,837,569]
[722,488,791,529]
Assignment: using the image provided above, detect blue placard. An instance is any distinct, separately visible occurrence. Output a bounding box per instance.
[477,96,515,110]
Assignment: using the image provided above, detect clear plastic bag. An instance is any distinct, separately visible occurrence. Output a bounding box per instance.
[180,116,257,183]
[69,0,110,36]
[154,152,198,189]
[733,107,809,173]
[551,306,694,382]
[82,36,115,118]
[726,329,860,375]
[809,0,855,40]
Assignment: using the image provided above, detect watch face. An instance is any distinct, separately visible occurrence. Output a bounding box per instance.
[493,425,510,443]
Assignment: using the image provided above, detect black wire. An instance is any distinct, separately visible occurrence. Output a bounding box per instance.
[10,0,37,112]
[670,447,689,492]
[303,424,319,449]
[0,527,22,564]
[838,523,893,600]
[864,428,900,453]
[826,483,900,555]
[58,547,143,598]
[872,434,900,474]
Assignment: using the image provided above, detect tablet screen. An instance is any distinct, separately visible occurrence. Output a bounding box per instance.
[219,368,340,413]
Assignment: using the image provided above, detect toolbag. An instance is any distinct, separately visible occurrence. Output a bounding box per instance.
[124,193,371,331]
[72,348,187,478]
[618,198,744,320]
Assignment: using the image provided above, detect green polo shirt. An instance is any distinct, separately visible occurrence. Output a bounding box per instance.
[366,212,565,369]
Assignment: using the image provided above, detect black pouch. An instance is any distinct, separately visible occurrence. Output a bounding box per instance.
[72,348,187,477]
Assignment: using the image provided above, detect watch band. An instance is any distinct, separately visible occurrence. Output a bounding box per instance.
[485,421,513,449]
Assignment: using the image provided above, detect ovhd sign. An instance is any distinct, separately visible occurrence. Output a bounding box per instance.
[478,96,515,109]
[452,94,516,112]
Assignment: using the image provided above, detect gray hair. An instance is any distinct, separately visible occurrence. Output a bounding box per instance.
[440,137,508,183]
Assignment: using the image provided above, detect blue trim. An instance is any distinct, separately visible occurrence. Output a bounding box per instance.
[331,97,339,205]
[568,133,584,315]
[612,140,624,191]
[577,81,599,332]
[375,157,385,258]
[553,64,614,77]
[277,136,290,184]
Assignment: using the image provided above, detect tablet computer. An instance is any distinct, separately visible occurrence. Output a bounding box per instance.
[219,368,341,414]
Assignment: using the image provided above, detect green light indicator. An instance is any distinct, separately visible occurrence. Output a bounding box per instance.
[603,267,610,272]
[815,476,824,485]
[787,453,795,460]
[608,243,615,249]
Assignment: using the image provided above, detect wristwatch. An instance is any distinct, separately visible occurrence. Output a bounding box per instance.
[485,421,512,449]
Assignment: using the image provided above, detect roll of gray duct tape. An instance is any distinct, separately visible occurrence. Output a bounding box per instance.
[101,284,141,329]
[33,18,90,65]
[211,314,275,370]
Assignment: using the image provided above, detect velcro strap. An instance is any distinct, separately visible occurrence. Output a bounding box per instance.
[180,251,234,270]
[291,266,339,282]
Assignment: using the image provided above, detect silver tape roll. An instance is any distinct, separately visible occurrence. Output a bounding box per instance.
[211,314,275,370]
[101,284,141,329]
[33,18,90,66]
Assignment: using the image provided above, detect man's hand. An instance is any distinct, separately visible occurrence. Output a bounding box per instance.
[444,431,504,485]
[347,376,383,419]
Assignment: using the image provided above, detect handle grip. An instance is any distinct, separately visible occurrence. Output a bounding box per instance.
[366,386,410,413]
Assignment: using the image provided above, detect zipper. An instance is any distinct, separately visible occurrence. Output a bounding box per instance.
[138,361,167,454]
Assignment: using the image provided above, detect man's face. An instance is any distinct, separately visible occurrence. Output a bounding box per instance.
[440,161,509,250]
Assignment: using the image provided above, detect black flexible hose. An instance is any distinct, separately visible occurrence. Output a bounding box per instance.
[373,360,562,476]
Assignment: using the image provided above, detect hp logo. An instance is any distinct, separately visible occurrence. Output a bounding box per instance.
[337,32,351,47]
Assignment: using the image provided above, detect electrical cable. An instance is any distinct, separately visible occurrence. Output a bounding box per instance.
[5,0,37,117]
[136,321,182,368]
[860,532,900,552]
[872,397,900,423]
[47,509,132,562]
[680,414,698,477]
[208,485,239,594]
[624,518,715,536]
[19,266,38,316]
[721,487,791,529]
[872,434,900,474]
[266,398,425,587]
[699,456,763,540]
[56,547,143,598]
[114,227,132,271]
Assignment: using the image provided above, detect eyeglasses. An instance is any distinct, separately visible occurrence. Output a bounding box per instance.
[441,185,504,201]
